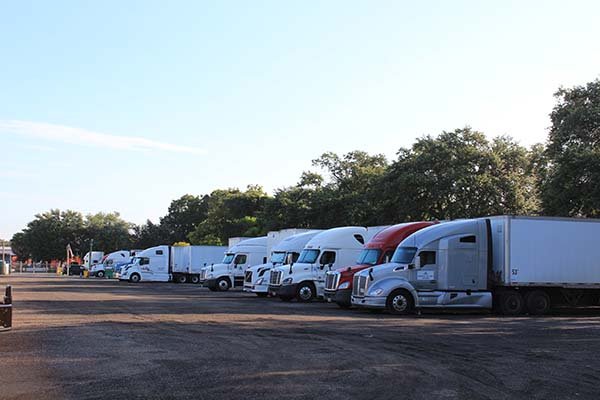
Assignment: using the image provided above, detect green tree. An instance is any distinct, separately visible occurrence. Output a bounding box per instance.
[379,128,538,222]
[160,194,209,243]
[84,212,133,252]
[542,79,600,216]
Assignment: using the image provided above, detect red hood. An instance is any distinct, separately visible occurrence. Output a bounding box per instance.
[337,263,372,278]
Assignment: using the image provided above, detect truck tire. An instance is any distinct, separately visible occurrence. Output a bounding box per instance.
[129,273,141,283]
[176,274,187,284]
[216,277,231,291]
[296,282,316,302]
[498,291,524,315]
[96,270,105,278]
[190,275,200,284]
[386,289,414,315]
[525,290,551,315]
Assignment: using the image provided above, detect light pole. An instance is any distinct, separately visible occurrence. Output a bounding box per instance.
[1,239,5,275]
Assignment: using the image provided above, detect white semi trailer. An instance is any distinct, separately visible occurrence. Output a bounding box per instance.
[243,230,321,296]
[171,245,227,284]
[268,226,387,302]
[352,216,600,315]
[119,245,226,283]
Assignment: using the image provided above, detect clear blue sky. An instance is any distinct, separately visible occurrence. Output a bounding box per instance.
[1,0,599,239]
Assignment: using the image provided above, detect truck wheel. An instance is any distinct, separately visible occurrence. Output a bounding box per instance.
[129,273,141,283]
[216,277,230,291]
[190,275,200,284]
[296,282,315,302]
[96,271,105,278]
[386,289,414,315]
[525,290,551,315]
[176,275,187,284]
[499,291,524,315]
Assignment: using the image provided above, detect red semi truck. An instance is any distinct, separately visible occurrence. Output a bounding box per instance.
[323,221,436,308]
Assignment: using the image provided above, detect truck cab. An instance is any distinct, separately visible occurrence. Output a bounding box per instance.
[203,237,267,291]
[119,245,170,283]
[90,250,131,278]
[351,219,492,314]
[243,231,321,296]
[324,222,436,308]
[268,226,386,302]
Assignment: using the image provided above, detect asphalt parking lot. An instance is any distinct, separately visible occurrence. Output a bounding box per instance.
[2,274,600,400]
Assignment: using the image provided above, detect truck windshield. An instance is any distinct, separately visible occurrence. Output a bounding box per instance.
[356,249,381,265]
[297,249,320,264]
[132,257,141,265]
[392,247,418,264]
[222,253,235,264]
[270,252,286,264]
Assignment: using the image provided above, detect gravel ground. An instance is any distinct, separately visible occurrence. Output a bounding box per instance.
[1,274,600,400]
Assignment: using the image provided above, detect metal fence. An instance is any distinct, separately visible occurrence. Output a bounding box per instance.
[8,261,58,274]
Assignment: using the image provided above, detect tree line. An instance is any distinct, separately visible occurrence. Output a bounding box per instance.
[11,79,600,261]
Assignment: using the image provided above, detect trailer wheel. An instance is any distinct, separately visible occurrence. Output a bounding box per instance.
[129,273,141,283]
[499,291,524,315]
[190,275,200,284]
[216,277,231,291]
[525,290,551,315]
[386,289,414,315]
[96,270,105,278]
[296,282,316,302]
[176,274,187,284]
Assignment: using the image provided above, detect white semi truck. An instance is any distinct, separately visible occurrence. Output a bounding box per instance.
[202,236,268,291]
[352,216,600,315]
[119,245,226,283]
[268,226,387,302]
[83,251,104,269]
[243,230,321,296]
[90,250,134,277]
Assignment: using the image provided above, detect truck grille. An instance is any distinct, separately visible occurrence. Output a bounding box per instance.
[245,270,253,283]
[270,270,282,286]
[352,274,368,297]
[325,271,340,291]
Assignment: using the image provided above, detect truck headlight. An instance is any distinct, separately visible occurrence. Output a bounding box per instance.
[282,277,293,285]
[256,278,264,285]
[338,281,350,290]
[370,288,384,296]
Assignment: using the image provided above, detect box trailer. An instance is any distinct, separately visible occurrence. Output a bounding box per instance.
[352,216,600,315]
[171,245,227,284]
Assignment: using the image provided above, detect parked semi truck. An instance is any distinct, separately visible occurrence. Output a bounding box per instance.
[324,222,436,308]
[244,230,321,296]
[202,236,268,291]
[352,216,600,315]
[83,251,104,269]
[119,245,225,283]
[268,226,387,302]
[90,250,140,278]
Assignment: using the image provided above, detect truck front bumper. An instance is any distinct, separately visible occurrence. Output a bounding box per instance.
[351,295,387,309]
[246,283,268,294]
[268,285,280,296]
[325,289,352,306]
[277,283,298,298]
